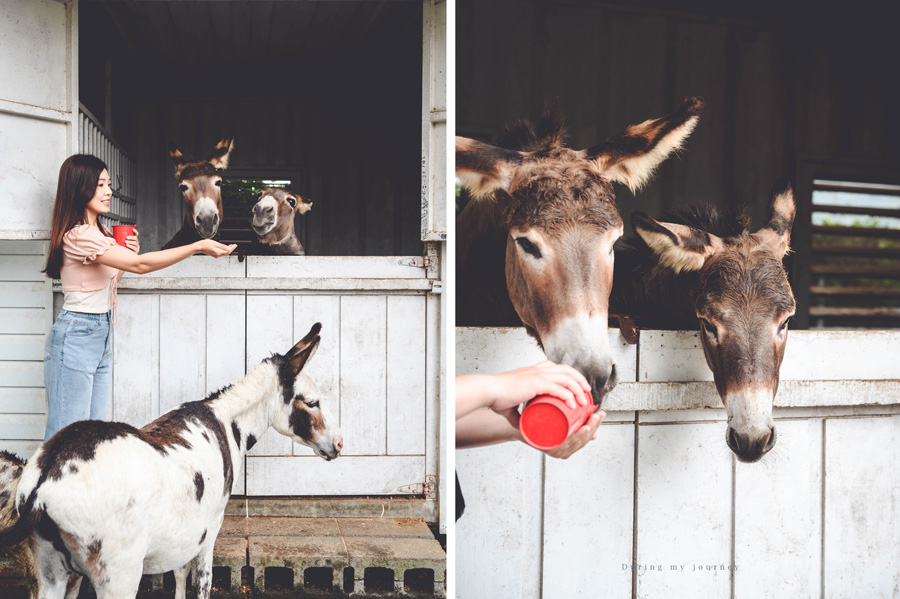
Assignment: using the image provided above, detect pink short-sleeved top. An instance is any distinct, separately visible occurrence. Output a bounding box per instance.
[60,224,120,313]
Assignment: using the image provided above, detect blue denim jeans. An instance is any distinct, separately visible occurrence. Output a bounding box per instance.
[43,310,112,441]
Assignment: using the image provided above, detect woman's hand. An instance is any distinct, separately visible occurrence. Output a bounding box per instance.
[125,227,140,254]
[543,411,606,459]
[193,239,237,258]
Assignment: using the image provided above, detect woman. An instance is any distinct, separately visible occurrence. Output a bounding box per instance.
[42,154,236,441]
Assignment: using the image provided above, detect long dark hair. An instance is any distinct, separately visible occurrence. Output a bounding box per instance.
[43,154,110,279]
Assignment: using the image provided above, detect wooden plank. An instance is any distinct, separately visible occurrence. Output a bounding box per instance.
[0,308,44,335]
[824,416,900,597]
[158,295,206,415]
[339,296,387,456]
[293,295,341,433]
[0,281,48,307]
[608,380,900,411]
[636,422,733,598]
[121,255,245,279]
[0,240,46,255]
[245,455,425,496]
[0,387,44,413]
[810,285,900,298]
[543,424,634,598]
[0,334,43,361]
[812,224,900,239]
[808,307,900,318]
[0,440,41,460]
[734,419,822,597]
[812,203,900,218]
[246,294,294,458]
[112,294,158,427]
[811,244,900,259]
[0,255,46,280]
[117,278,432,292]
[641,330,900,382]
[456,440,544,599]
[206,295,246,395]
[0,361,43,388]
[246,256,427,279]
[0,413,45,440]
[456,326,637,382]
[386,295,426,456]
[810,264,900,277]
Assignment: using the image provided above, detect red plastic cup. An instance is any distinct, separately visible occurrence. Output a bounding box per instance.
[519,392,594,450]
[113,225,136,247]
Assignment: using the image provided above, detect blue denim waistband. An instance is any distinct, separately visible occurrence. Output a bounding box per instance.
[58,309,112,322]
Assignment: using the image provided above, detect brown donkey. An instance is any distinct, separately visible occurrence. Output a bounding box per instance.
[251,187,312,255]
[612,180,796,462]
[456,98,704,401]
[162,137,234,249]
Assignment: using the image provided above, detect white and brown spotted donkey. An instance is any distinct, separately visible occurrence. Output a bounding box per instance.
[0,323,342,599]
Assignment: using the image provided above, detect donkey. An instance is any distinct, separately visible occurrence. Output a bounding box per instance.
[0,323,342,599]
[162,137,234,249]
[456,97,704,401]
[611,181,796,462]
[251,187,312,255]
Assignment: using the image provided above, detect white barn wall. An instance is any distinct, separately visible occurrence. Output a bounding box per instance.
[456,327,900,598]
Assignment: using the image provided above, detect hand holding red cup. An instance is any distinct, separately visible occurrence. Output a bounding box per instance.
[113,225,138,252]
[519,392,596,450]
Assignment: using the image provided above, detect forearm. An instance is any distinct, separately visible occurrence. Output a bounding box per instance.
[455,374,501,420]
[97,243,200,275]
[456,409,522,449]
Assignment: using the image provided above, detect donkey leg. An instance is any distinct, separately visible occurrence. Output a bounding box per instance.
[30,537,71,599]
[92,569,142,599]
[194,548,215,599]
[173,562,192,599]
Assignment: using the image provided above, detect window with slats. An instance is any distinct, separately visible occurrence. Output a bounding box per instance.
[809,179,900,328]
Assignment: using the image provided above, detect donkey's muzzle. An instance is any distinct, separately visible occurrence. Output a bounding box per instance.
[589,363,618,406]
[195,213,220,238]
[726,425,776,463]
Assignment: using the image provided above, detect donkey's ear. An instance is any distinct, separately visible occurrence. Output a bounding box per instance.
[286,322,322,374]
[456,137,525,200]
[586,97,704,193]
[632,211,723,273]
[295,195,313,215]
[208,136,235,170]
[169,142,188,178]
[756,179,795,257]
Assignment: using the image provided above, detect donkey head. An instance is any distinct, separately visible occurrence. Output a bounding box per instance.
[632,181,796,462]
[251,187,312,239]
[169,137,234,239]
[270,323,343,460]
[456,98,704,401]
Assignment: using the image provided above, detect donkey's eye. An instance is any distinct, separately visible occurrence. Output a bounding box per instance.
[287,197,297,208]
[214,179,222,187]
[515,237,542,259]
[778,317,792,335]
[306,400,320,409]
[700,318,719,342]
[178,184,188,193]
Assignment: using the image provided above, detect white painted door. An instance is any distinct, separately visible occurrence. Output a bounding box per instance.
[112,256,438,501]
[0,0,78,456]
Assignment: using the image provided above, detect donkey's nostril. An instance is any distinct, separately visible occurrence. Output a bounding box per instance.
[335,437,344,453]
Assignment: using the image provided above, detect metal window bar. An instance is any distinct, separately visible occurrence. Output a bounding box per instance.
[809,179,900,329]
[78,104,137,228]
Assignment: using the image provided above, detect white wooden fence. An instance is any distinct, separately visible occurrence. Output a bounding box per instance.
[112,255,442,518]
[456,326,900,599]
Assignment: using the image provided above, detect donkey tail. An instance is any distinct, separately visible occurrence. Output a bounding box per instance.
[0,450,35,547]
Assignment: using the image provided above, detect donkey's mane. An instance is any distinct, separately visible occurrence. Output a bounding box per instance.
[495,103,567,152]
